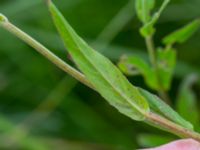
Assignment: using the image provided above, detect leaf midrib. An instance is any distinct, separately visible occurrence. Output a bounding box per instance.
[50,2,148,118]
[70,32,147,117]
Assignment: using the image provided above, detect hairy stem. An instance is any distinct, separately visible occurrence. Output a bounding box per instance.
[1,14,200,142]
[146,112,200,142]
[0,14,94,90]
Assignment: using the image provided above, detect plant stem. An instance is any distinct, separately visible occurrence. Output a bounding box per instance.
[0,14,94,90]
[145,35,171,104]
[145,0,171,28]
[1,14,200,142]
[145,36,156,67]
[146,112,200,142]
[143,0,171,104]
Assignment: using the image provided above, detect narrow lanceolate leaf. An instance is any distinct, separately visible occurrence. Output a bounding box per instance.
[135,0,155,23]
[163,19,200,45]
[47,1,150,121]
[139,88,194,130]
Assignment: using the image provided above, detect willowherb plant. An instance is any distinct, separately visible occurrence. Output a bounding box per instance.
[0,0,200,146]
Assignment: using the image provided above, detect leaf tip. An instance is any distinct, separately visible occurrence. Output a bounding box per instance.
[0,13,8,23]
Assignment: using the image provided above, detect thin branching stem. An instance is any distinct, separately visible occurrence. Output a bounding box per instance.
[142,0,172,103]
[1,14,200,142]
[146,112,200,142]
[145,36,156,67]
[145,35,171,104]
[0,14,94,90]
[144,0,171,28]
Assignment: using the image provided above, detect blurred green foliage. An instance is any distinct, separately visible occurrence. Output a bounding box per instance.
[0,0,200,149]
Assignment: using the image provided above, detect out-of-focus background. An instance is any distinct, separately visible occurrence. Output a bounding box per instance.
[0,0,200,149]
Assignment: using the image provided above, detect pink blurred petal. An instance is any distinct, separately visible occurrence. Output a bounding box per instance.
[140,139,200,150]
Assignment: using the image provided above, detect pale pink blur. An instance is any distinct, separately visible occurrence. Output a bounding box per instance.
[140,139,200,150]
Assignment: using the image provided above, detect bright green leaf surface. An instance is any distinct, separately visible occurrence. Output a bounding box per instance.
[135,0,155,23]
[118,55,158,90]
[139,0,171,37]
[117,55,141,76]
[157,48,176,90]
[139,88,194,130]
[118,51,176,91]
[140,23,155,37]
[163,19,200,45]
[48,1,150,121]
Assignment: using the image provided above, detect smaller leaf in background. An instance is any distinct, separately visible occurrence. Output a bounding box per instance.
[140,23,155,37]
[137,134,174,148]
[117,55,141,76]
[139,0,171,37]
[176,74,199,129]
[139,88,194,130]
[118,55,158,90]
[135,0,155,23]
[48,0,150,121]
[157,48,176,90]
[135,0,155,37]
[163,19,200,46]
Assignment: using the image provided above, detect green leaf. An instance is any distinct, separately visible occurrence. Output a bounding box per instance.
[117,53,191,129]
[135,0,155,23]
[117,55,141,76]
[157,48,177,90]
[139,88,194,130]
[176,74,199,128]
[163,19,200,45]
[47,0,150,121]
[140,23,155,37]
[118,55,158,90]
[139,0,171,37]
